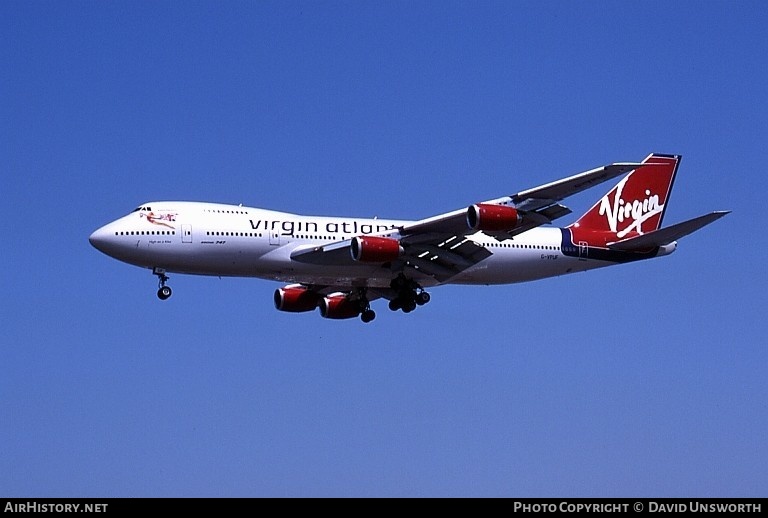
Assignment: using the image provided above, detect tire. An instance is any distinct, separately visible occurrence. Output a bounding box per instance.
[157,286,172,300]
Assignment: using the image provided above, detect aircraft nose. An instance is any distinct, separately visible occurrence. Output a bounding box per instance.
[89,225,112,254]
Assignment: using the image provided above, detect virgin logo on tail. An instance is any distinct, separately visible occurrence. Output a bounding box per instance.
[569,154,678,239]
[598,176,664,238]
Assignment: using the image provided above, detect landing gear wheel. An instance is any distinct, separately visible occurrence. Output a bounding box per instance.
[390,274,430,313]
[361,309,376,323]
[153,267,172,301]
[157,286,172,300]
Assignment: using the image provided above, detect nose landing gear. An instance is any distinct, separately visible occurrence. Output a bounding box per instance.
[153,267,172,300]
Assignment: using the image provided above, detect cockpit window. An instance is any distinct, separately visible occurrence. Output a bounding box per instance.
[131,206,153,213]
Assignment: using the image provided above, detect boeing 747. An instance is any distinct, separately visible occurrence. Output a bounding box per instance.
[90,154,728,322]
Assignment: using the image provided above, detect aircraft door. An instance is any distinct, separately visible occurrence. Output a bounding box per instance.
[578,241,588,260]
[269,230,280,246]
[182,224,192,243]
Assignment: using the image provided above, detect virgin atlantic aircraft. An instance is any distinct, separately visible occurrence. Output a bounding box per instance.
[89,153,728,323]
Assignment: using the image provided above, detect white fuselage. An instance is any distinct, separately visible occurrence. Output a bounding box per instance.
[89,201,621,289]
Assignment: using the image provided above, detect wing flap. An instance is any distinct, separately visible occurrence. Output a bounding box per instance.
[401,235,492,281]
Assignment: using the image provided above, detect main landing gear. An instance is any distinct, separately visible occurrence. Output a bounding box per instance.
[357,289,376,323]
[388,274,430,313]
[153,267,172,300]
[360,306,376,323]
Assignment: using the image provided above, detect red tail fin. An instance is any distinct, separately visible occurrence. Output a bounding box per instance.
[569,153,680,240]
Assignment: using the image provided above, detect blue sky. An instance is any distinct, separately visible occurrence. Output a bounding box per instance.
[2,1,766,497]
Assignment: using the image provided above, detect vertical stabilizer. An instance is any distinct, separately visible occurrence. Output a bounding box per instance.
[569,153,680,239]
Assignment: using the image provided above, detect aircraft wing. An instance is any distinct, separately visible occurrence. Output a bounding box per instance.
[395,160,652,238]
[510,162,653,211]
[292,160,654,282]
[290,233,493,283]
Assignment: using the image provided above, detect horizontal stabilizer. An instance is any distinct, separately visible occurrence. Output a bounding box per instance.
[607,211,730,251]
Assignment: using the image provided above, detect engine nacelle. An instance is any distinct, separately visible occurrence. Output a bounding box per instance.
[350,236,404,262]
[319,295,361,320]
[274,285,321,313]
[466,204,522,231]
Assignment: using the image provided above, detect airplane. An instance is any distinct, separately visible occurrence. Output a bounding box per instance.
[89,153,729,323]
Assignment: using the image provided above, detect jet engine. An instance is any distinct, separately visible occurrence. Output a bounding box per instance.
[274,285,321,312]
[466,204,522,231]
[319,295,362,319]
[350,236,404,262]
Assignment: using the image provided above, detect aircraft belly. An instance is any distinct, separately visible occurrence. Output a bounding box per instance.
[450,251,581,285]
[154,243,396,287]
[133,240,265,276]
[257,262,400,288]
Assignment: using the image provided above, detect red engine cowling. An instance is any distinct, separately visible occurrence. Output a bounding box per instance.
[350,236,404,262]
[319,295,361,319]
[466,204,522,231]
[274,286,321,313]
